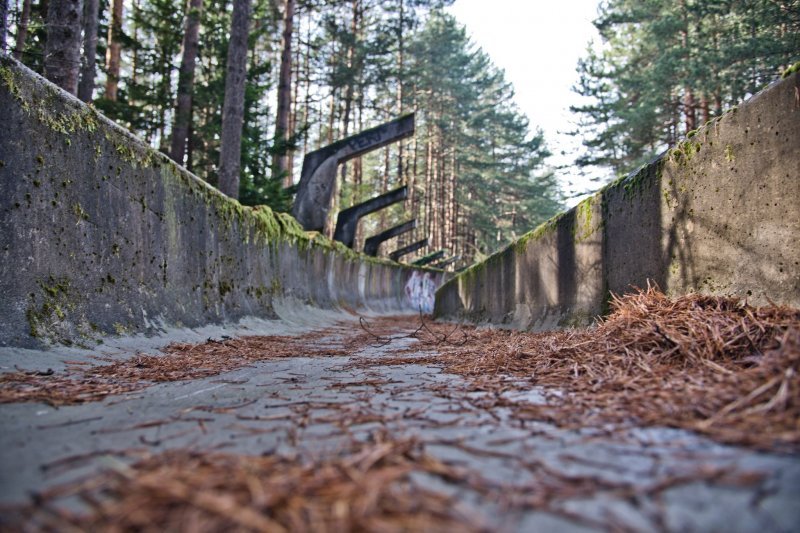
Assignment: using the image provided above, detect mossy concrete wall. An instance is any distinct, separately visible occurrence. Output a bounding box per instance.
[436,71,800,329]
[0,57,444,348]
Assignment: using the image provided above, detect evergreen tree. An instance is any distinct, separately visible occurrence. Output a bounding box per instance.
[572,0,800,176]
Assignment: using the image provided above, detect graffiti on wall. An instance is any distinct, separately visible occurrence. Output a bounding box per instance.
[405,270,437,314]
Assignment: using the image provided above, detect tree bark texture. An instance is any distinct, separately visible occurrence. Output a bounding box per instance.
[0,0,8,52]
[13,0,32,59]
[104,0,123,100]
[77,0,98,102]
[217,0,252,199]
[273,0,294,187]
[170,0,203,165]
[44,0,83,95]
[395,0,404,184]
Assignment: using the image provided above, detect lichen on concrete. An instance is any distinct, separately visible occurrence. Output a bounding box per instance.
[26,277,97,347]
[781,61,800,79]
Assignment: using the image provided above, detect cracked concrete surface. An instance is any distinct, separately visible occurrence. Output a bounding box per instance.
[1,314,799,531]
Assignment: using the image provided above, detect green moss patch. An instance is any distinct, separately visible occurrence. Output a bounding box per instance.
[781,61,800,78]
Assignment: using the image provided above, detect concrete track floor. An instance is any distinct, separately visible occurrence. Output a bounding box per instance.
[1,311,799,531]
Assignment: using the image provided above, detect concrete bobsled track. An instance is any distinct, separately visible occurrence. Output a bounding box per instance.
[0,56,444,350]
[1,58,800,531]
[436,69,800,329]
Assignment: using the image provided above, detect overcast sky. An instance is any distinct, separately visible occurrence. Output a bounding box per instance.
[446,0,604,203]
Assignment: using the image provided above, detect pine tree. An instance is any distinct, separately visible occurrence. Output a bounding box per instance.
[170,0,203,164]
[77,0,99,102]
[572,0,800,177]
[104,0,123,100]
[1,0,8,51]
[218,0,252,199]
[272,0,294,187]
[12,0,32,60]
[44,0,83,94]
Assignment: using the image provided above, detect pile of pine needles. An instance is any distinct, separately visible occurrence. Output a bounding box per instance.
[2,287,797,450]
[418,287,800,451]
[0,333,348,406]
[3,437,485,532]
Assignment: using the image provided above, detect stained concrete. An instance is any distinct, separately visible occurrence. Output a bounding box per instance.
[436,71,800,329]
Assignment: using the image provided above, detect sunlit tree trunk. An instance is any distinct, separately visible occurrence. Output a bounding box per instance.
[273,0,294,187]
[104,0,123,101]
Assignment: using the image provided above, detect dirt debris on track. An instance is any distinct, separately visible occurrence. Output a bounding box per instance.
[1,288,799,531]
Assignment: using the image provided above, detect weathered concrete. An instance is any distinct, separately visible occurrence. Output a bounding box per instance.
[291,113,415,232]
[390,238,428,262]
[431,255,459,269]
[333,186,408,248]
[364,219,416,257]
[436,71,800,329]
[0,57,443,349]
[413,250,446,266]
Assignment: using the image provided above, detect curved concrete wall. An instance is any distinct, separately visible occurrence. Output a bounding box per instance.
[0,57,443,349]
[436,70,800,329]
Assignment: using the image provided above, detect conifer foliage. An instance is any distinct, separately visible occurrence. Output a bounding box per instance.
[571,0,800,176]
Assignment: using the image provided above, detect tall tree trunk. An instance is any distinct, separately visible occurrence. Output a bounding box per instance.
[424,129,432,248]
[300,11,311,156]
[131,0,138,85]
[272,0,294,187]
[77,0,98,102]
[395,0,404,183]
[287,9,301,183]
[700,96,710,125]
[170,0,203,165]
[0,0,8,52]
[449,147,457,249]
[406,89,418,248]
[187,116,195,172]
[337,0,359,210]
[379,144,389,228]
[44,0,83,95]
[13,0,32,59]
[217,0,252,199]
[104,0,123,101]
[684,87,696,132]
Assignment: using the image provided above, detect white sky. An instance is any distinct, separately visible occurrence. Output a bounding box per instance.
[446,0,604,205]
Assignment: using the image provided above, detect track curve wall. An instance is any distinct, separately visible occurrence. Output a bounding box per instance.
[0,57,443,348]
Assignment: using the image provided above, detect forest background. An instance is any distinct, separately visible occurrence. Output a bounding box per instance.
[1,0,797,267]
